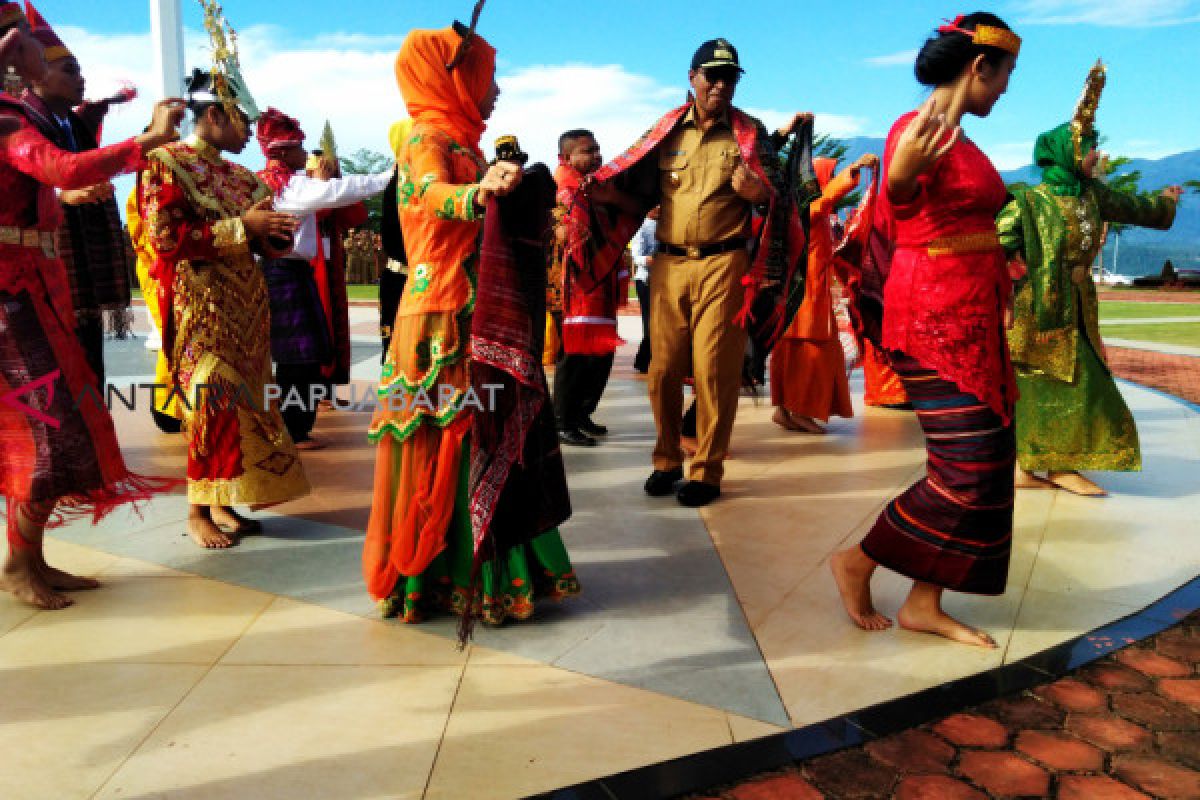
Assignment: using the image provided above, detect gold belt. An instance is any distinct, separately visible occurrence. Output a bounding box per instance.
[0,226,57,258]
[926,231,1001,258]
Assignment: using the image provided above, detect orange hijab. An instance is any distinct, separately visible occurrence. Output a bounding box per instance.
[394,26,495,156]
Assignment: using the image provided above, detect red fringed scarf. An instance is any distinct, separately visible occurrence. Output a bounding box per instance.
[561,103,806,345]
[555,163,628,356]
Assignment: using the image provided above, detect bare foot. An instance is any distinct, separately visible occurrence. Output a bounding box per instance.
[187,516,236,549]
[0,565,74,610]
[791,415,826,435]
[1015,466,1053,489]
[210,506,263,534]
[1048,471,1108,497]
[897,604,996,648]
[680,436,698,457]
[772,408,802,431]
[38,562,101,591]
[830,549,893,631]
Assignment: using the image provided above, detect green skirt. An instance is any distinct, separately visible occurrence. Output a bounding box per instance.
[1015,332,1141,473]
[379,441,580,625]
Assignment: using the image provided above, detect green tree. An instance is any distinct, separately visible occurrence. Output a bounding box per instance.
[338,148,392,233]
[1185,179,1200,195]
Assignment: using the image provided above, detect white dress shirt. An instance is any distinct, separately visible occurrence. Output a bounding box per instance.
[273,169,394,261]
[631,217,658,283]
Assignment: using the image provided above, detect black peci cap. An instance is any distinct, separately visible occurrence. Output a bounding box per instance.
[690,38,744,73]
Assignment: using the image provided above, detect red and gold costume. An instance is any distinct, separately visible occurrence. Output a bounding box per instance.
[0,92,172,547]
[770,158,858,421]
[138,136,309,506]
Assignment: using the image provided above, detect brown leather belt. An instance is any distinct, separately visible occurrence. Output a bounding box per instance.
[0,226,57,258]
[657,237,747,260]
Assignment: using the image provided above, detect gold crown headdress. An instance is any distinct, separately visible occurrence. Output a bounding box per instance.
[1071,59,1106,163]
[937,15,1022,57]
[197,0,260,132]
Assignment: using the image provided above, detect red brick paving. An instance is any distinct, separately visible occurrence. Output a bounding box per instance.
[893,776,987,799]
[865,730,955,775]
[686,611,1200,799]
[1068,714,1154,752]
[957,751,1050,797]
[1114,754,1200,798]
[1108,347,1200,406]
[1057,775,1153,800]
[1160,679,1200,711]
[1034,678,1108,713]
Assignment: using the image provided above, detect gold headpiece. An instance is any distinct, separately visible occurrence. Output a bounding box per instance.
[198,0,260,132]
[938,16,1022,57]
[1071,59,1106,163]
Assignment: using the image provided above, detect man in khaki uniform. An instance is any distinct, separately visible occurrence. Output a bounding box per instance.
[641,40,797,507]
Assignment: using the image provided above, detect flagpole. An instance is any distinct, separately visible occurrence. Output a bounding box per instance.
[150,0,185,103]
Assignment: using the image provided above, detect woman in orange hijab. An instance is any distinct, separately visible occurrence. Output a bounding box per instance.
[771,154,877,433]
[363,25,580,626]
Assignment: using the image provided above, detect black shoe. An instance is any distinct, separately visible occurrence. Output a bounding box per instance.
[676,480,721,507]
[558,428,597,447]
[644,467,684,497]
[579,417,608,437]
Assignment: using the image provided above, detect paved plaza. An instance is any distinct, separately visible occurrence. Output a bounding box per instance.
[1,308,1197,799]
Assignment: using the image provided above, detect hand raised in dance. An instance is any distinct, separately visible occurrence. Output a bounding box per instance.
[134,99,187,153]
[476,161,522,206]
[776,111,815,140]
[887,97,961,202]
[849,153,880,182]
[1162,185,1184,202]
[243,197,299,241]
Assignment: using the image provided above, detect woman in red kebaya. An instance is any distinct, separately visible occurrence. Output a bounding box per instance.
[831,12,1021,648]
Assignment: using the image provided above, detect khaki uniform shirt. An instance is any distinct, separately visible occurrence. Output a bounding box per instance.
[655,107,753,247]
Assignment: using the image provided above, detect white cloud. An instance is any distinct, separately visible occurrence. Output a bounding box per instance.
[68,24,861,197]
[864,49,918,67]
[983,140,1037,170]
[1008,0,1200,27]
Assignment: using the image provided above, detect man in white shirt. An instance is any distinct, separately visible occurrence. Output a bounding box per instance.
[256,107,393,449]
[630,207,659,373]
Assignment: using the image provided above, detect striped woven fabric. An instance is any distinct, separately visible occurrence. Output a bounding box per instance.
[862,352,1015,595]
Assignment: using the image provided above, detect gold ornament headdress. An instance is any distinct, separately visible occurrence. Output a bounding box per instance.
[1071,59,1106,164]
[197,0,260,132]
[937,15,1022,57]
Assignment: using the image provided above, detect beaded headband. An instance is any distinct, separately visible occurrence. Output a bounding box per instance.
[937,15,1022,57]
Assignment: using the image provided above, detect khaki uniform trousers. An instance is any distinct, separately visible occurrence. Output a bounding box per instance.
[648,248,748,486]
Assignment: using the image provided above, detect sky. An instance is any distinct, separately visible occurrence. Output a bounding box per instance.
[44,0,1200,176]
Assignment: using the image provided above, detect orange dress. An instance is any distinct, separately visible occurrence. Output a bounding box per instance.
[862,339,908,407]
[770,162,857,421]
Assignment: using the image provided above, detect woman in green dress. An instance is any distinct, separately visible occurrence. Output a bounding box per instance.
[998,67,1181,496]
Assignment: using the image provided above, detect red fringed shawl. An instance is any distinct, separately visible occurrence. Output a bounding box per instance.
[561,103,806,347]
[554,163,627,356]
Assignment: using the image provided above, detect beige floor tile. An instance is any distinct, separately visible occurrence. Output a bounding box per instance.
[753,563,1016,728]
[95,664,462,800]
[728,713,789,743]
[0,575,273,667]
[0,601,35,638]
[1005,588,1147,663]
[0,662,209,800]
[221,597,467,666]
[42,536,120,576]
[96,554,194,580]
[424,663,734,800]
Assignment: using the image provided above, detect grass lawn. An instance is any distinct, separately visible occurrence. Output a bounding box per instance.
[1098,301,1200,320]
[1103,323,1200,349]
